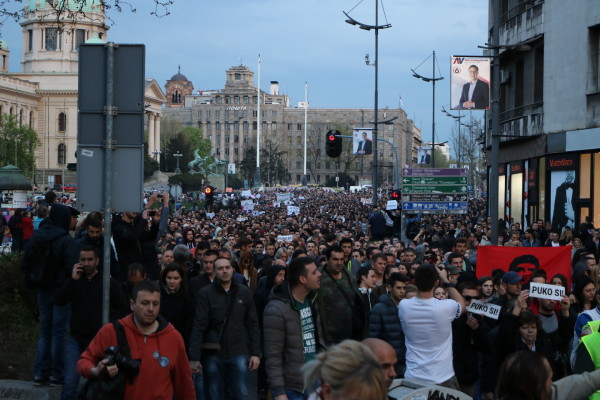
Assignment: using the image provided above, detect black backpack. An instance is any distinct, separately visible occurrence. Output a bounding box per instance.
[22,237,59,289]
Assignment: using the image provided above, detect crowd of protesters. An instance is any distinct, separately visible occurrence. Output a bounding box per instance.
[8,186,600,400]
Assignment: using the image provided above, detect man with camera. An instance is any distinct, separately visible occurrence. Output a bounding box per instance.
[77,280,195,399]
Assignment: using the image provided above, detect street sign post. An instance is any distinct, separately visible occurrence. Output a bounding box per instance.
[402,185,468,194]
[401,168,467,176]
[401,176,467,185]
[401,202,468,212]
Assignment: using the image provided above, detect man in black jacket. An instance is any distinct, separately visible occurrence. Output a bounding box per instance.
[54,245,128,400]
[189,257,261,400]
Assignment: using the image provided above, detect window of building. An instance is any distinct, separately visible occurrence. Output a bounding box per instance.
[57,143,66,164]
[297,123,302,130]
[272,110,277,118]
[234,135,239,143]
[296,175,301,182]
[225,96,230,104]
[243,136,248,144]
[225,148,230,155]
[19,109,23,126]
[216,122,221,132]
[253,122,257,130]
[75,29,86,51]
[29,111,34,129]
[225,135,230,143]
[27,30,33,52]
[216,96,222,104]
[253,96,258,104]
[515,58,524,108]
[307,162,311,169]
[172,91,181,104]
[45,28,58,51]
[262,122,268,131]
[235,148,239,155]
[296,161,301,169]
[316,162,321,170]
[287,123,292,131]
[234,96,240,104]
[244,96,249,104]
[235,73,241,80]
[272,122,277,130]
[590,25,600,93]
[534,46,544,102]
[253,111,258,117]
[317,175,321,183]
[243,121,249,131]
[325,162,330,170]
[58,112,67,132]
[224,110,230,119]
[216,148,221,155]
[234,122,240,131]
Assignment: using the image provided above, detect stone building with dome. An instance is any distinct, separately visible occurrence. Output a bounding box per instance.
[165,67,193,108]
[162,64,422,186]
[0,0,165,187]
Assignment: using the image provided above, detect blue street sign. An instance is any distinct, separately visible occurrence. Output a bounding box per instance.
[401,202,468,211]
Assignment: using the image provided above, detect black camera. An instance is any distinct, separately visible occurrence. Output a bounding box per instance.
[105,346,141,377]
[148,211,156,217]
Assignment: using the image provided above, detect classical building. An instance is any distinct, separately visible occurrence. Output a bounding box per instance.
[163,64,422,186]
[0,0,165,187]
[485,0,600,230]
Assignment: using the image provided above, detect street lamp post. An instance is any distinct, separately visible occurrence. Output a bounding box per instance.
[344,1,391,207]
[173,151,183,174]
[412,51,444,168]
[441,106,464,167]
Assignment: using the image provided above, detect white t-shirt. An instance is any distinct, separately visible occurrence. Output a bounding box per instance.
[398,297,461,384]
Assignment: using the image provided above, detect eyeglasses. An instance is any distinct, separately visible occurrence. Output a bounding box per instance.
[463,295,480,301]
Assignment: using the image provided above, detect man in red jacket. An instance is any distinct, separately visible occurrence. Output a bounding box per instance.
[77,281,195,399]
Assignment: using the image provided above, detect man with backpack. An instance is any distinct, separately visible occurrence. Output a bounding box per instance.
[21,203,80,386]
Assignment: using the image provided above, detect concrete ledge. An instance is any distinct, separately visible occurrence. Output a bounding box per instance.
[0,380,60,400]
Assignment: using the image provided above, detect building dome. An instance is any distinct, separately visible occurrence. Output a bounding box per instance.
[170,66,189,82]
[27,0,103,13]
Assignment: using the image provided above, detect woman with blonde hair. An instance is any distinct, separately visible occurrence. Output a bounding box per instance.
[304,340,387,400]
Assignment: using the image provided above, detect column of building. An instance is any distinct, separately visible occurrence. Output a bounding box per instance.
[147,112,155,157]
[154,113,160,162]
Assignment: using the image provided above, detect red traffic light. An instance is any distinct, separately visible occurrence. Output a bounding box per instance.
[328,135,336,141]
[390,190,401,199]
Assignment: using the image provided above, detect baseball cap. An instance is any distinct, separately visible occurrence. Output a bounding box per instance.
[502,271,522,284]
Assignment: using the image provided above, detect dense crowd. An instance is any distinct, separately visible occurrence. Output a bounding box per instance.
[6,187,600,400]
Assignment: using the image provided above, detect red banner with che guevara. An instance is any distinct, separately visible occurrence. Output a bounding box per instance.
[476,245,572,287]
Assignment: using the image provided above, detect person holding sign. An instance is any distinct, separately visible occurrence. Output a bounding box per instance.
[497,290,568,381]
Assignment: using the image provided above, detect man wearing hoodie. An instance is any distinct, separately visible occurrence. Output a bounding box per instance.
[263,256,322,400]
[77,280,195,399]
[22,203,79,386]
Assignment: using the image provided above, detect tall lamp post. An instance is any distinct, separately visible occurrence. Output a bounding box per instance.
[173,151,183,174]
[344,1,391,206]
[412,51,444,168]
[441,106,464,167]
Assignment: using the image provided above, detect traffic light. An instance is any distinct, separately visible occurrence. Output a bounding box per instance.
[325,130,342,158]
[390,190,401,200]
[203,186,214,206]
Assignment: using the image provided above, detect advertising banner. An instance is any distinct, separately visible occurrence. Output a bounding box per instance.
[352,128,373,155]
[450,56,491,110]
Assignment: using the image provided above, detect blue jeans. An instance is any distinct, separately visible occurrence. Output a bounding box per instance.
[33,287,70,382]
[285,389,308,400]
[202,353,248,400]
[61,336,83,400]
[193,372,205,400]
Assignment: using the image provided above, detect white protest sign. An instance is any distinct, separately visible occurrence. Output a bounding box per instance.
[241,190,252,198]
[205,212,215,219]
[277,235,294,243]
[467,300,502,320]
[252,211,264,216]
[236,217,248,222]
[287,206,300,216]
[298,196,305,200]
[386,200,398,210]
[276,193,291,202]
[529,282,565,301]
[273,202,281,208]
[361,198,373,205]
[241,200,254,210]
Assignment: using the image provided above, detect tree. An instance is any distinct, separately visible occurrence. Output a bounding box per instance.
[0,0,174,25]
[239,140,289,187]
[325,172,355,188]
[0,115,40,177]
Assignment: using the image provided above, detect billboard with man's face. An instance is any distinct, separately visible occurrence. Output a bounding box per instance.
[450,56,491,110]
[353,128,373,155]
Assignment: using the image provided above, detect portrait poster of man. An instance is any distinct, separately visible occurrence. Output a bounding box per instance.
[476,246,571,287]
[417,147,432,165]
[550,170,576,234]
[353,128,373,155]
[450,56,491,110]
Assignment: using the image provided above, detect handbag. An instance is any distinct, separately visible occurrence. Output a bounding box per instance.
[78,320,132,400]
[201,291,237,352]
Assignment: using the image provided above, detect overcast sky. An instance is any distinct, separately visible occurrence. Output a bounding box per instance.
[1,0,489,151]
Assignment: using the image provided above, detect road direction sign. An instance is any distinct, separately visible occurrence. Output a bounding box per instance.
[403,193,468,202]
[402,185,468,194]
[401,168,467,177]
[401,202,468,211]
[401,176,467,185]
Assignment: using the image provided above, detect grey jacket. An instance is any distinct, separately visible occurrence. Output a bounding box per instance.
[263,283,319,396]
[552,368,600,400]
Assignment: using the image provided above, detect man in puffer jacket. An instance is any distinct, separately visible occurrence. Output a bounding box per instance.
[263,256,323,400]
[368,272,408,378]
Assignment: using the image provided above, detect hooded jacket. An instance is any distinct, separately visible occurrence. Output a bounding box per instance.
[263,283,320,396]
[21,203,78,288]
[77,314,195,400]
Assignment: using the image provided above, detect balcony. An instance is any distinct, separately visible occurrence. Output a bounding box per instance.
[498,101,544,141]
[499,0,544,46]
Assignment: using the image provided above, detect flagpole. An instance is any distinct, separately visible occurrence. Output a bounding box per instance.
[302,82,308,186]
[253,54,262,188]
